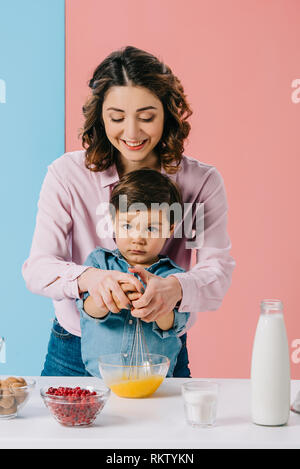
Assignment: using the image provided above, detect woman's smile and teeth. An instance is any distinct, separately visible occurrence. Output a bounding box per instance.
[120,139,148,150]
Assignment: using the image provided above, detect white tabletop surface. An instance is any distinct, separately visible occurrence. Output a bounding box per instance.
[1,376,300,449]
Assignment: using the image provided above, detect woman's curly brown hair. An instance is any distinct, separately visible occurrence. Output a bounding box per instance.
[78,45,193,174]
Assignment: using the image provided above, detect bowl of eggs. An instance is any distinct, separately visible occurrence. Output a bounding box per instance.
[0,376,36,419]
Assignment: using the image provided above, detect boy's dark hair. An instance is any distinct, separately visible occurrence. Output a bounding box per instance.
[109,168,183,225]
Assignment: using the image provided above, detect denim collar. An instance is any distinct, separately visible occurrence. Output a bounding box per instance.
[98,246,181,273]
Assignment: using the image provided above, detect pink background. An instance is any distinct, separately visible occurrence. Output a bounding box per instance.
[65,0,300,378]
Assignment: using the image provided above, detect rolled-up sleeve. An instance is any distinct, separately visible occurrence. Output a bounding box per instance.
[22,163,90,301]
[152,309,190,339]
[75,291,90,314]
[171,167,236,313]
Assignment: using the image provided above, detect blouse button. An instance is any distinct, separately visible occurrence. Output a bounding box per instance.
[123,353,128,358]
[128,319,133,325]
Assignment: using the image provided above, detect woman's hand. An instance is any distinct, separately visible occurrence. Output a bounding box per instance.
[78,267,144,314]
[82,280,142,318]
[127,265,183,322]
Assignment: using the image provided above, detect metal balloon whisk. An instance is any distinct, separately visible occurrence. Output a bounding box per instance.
[128,318,153,380]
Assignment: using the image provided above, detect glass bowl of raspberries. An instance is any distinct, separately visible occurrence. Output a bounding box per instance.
[40,385,110,427]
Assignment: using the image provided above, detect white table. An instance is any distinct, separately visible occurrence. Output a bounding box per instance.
[1,377,300,449]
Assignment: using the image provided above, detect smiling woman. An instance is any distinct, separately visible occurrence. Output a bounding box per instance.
[79,46,192,175]
[101,85,165,174]
[22,45,235,377]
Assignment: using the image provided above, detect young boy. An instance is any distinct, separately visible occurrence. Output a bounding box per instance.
[75,168,190,377]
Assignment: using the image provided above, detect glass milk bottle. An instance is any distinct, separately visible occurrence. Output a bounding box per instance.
[251,299,290,426]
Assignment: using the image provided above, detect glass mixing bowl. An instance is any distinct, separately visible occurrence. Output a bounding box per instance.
[40,384,110,427]
[0,377,36,419]
[98,353,170,398]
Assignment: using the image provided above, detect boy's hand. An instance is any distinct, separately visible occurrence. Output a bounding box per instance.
[127,266,182,322]
[111,282,143,311]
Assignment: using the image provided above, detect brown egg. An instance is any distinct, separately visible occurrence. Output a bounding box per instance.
[16,377,27,386]
[10,385,28,405]
[0,394,15,409]
[0,401,17,415]
[10,381,26,389]
[3,377,27,387]
[0,377,28,407]
[3,377,19,385]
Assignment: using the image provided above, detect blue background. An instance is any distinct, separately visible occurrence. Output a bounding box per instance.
[0,0,65,374]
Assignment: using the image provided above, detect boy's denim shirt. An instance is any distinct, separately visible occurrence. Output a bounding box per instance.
[76,247,190,378]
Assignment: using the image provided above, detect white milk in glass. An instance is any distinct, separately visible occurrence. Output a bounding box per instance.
[184,390,217,426]
[182,381,218,427]
[251,299,290,426]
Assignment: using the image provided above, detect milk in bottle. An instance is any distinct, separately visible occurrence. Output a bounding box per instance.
[251,299,290,426]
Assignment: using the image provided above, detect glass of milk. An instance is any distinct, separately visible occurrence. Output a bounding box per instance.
[181,380,219,427]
